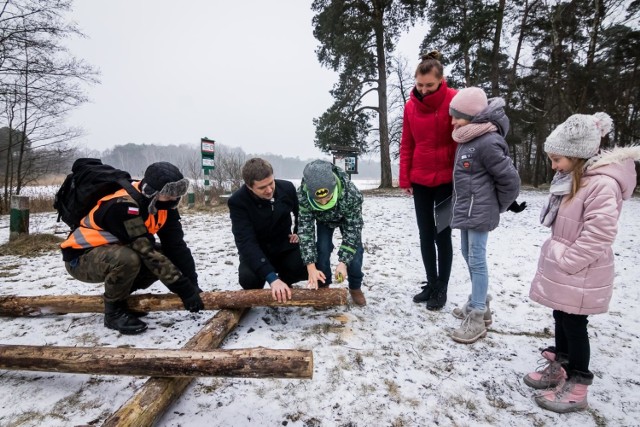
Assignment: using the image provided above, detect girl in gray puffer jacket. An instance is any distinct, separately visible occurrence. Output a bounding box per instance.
[447,87,520,344]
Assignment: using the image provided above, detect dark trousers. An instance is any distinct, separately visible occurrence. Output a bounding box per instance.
[412,182,453,285]
[315,222,364,290]
[553,310,590,372]
[238,247,308,289]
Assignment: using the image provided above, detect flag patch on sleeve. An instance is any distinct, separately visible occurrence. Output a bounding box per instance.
[127,206,139,215]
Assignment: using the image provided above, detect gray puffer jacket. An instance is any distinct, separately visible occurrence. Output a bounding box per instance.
[450,97,520,231]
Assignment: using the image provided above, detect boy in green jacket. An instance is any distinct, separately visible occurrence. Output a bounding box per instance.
[297,160,366,306]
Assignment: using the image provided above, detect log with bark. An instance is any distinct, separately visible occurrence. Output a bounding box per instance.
[0,288,348,317]
[0,344,313,379]
[103,309,245,427]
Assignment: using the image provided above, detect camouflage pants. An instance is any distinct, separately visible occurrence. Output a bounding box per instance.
[64,244,159,302]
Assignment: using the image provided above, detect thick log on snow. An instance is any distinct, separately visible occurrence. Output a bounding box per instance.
[103,309,245,427]
[0,344,313,378]
[0,288,348,317]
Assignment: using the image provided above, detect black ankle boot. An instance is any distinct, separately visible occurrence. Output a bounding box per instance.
[104,300,148,335]
[413,281,434,303]
[426,281,448,311]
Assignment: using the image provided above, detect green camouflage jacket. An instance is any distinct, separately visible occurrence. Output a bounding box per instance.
[297,165,364,265]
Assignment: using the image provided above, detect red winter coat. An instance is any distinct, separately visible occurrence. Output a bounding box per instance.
[399,80,457,188]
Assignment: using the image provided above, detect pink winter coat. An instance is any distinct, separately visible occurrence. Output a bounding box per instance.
[529,148,639,315]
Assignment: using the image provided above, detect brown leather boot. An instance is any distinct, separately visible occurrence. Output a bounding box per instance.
[349,289,367,306]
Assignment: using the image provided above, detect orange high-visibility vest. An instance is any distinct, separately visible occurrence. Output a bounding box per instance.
[61,182,168,250]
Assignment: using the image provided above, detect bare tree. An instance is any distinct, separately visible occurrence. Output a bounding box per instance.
[209,145,246,193]
[387,55,414,160]
[0,0,98,207]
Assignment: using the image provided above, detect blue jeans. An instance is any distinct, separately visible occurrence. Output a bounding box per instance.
[316,222,363,290]
[460,229,489,311]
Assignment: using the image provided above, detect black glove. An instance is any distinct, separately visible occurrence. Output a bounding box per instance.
[190,276,203,293]
[167,277,204,313]
[507,200,527,213]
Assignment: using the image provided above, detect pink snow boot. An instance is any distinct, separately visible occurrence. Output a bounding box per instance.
[535,370,593,413]
[523,347,567,389]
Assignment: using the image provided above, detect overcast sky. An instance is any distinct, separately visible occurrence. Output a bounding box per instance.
[65,1,426,160]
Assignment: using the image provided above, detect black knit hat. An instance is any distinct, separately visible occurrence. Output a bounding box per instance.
[142,162,184,196]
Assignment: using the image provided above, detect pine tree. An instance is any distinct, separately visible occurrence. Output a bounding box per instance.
[312,0,427,187]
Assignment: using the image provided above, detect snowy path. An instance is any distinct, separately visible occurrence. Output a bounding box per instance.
[0,188,638,426]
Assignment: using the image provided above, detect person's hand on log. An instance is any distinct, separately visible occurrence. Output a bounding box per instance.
[306,263,326,290]
[270,279,292,302]
[335,262,347,284]
[288,233,299,244]
[167,277,204,313]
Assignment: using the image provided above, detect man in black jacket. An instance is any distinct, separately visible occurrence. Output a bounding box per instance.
[228,158,307,302]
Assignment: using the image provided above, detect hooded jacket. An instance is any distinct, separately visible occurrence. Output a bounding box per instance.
[297,164,363,265]
[450,98,520,231]
[399,80,457,188]
[529,147,640,315]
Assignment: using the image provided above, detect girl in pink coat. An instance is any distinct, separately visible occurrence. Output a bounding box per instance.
[524,112,640,414]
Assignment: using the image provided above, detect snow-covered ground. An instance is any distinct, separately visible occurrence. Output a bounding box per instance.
[0,188,639,426]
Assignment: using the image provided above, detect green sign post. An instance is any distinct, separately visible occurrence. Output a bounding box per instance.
[201,137,215,205]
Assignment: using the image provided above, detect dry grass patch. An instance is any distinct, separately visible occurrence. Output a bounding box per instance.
[361,187,405,197]
[0,233,63,257]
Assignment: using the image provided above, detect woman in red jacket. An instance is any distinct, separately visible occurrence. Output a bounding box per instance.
[399,51,457,310]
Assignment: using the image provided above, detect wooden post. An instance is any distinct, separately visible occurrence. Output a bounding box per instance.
[103,309,245,427]
[0,344,313,379]
[0,288,348,317]
[187,191,195,208]
[9,195,29,241]
[203,168,211,206]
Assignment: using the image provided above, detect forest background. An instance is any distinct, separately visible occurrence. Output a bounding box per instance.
[0,0,638,213]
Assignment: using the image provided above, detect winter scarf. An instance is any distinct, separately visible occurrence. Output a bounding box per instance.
[540,172,572,227]
[452,123,497,143]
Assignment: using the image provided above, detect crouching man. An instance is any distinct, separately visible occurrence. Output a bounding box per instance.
[228,158,307,302]
[60,161,203,334]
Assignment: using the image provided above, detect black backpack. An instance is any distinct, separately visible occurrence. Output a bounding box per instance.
[54,158,146,230]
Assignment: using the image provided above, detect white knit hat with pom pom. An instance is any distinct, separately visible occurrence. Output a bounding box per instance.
[544,112,613,159]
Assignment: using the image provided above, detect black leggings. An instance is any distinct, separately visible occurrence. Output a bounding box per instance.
[553,310,590,372]
[412,182,453,285]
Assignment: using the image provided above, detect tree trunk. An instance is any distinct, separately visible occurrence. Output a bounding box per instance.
[103,309,244,427]
[16,45,29,195]
[490,0,505,97]
[462,4,471,86]
[3,115,13,213]
[0,288,349,317]
[0,344,313,379]
[578,0,601,111]
[373,3,393,188]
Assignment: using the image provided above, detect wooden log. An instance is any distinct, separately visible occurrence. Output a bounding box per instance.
[103,309,244,427]
[0,288,348,317]
[0,344,313,379]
